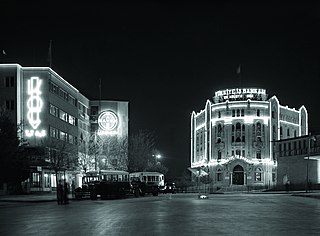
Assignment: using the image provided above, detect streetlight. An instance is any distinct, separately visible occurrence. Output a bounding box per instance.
[152,154,162,164]
[306,133,316,193]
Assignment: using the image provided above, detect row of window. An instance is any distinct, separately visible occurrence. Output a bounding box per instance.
[49,104,76,126]
[49,126,77,144]
[216,149,261,159]
[49,80,89,116]
[217,109,261,118]
[215,167,264,182]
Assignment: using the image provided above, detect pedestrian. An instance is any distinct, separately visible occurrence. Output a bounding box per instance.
[285,180,290,192]
[63,181,69,204]
[71,181,75,198]
[57,180,63,205]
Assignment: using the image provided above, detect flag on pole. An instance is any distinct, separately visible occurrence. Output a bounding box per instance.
[2,49,7,55]
[236,64,241,75]
[48,40,52,68]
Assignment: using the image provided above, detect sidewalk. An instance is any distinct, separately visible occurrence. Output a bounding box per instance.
[0,192,75,203]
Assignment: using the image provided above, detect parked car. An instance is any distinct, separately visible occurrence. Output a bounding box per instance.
[160,182,176,194]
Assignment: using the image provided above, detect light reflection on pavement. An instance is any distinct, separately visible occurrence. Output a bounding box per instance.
[0,193,319,236]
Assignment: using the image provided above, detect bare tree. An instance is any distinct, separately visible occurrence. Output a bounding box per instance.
[128,130,168,174]
[100,136,128,171]
[41,127,78,200]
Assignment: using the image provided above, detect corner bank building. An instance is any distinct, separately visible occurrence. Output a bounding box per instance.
[190,88,308,190]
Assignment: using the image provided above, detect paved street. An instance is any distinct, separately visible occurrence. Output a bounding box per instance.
[0,193,319,236]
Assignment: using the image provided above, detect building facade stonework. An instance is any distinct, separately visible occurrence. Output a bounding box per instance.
[190,88,308,190]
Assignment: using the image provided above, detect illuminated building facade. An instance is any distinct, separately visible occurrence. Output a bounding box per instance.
[190,88,308,190]
[89,100,129,171]
[273,134,320,190]
[0,64,128,192]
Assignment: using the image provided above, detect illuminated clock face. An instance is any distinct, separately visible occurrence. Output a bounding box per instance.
[98,111,118,131]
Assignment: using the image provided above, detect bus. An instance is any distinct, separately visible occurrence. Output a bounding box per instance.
[129,172,165,196]
[75,170,132,200]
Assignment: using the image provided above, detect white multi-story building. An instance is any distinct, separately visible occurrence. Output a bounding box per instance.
[0,64,128,193]
[190,88,308,190]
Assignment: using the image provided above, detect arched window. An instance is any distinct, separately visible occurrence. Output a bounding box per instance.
[256,150,261,159]
[217,168,222,181]
[242,124,245,131]
[237,109,240,117]
[218,124,222,133]
[218,150,222,161]
[287,129,290,137]
[236,137,241,142]
[218,111,221,118]
[257,122,261,131]
[255,167,263,181]
[241,109,244,116]
[236,122,241,131]
[236,149,241,156]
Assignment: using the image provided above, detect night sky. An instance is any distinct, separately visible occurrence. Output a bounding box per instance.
[1,1,320,178]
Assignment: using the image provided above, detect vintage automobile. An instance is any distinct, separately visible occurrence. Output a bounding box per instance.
[75,170,133,200]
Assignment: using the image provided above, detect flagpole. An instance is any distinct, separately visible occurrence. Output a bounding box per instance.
[99,78,102,113]
[237,64,241,87]
[48,40,52,68]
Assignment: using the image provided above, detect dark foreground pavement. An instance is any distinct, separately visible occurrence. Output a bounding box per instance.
[0,192,320,236]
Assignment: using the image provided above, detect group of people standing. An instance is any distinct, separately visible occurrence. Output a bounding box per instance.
[57,180,69,205]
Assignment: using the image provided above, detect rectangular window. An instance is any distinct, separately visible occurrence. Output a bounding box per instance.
[10,77,14,87]
[68,134,74,144]
[49,104,59,117]
[49,81,59,95]
[59,110,68,122]
[60,131,67,141]
[5,77,10,87]
[69,95,76,106]
[91,106,99,115]
[50,126,59,139]
[68,115,76,126]
[5,100,14,110]
[255,172,262,181]
[256,151,261,159]
[32,172,40,187]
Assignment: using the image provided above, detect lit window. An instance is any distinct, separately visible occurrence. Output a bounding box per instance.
[69,115,76,125]
[255,167,263,181]
[59,110,68,122]
[49,104,59,117]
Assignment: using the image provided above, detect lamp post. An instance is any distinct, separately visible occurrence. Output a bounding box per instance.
[152,154,161,164]
[306,133,316,193]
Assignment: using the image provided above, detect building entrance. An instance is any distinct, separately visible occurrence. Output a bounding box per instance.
[232,165,244,185]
